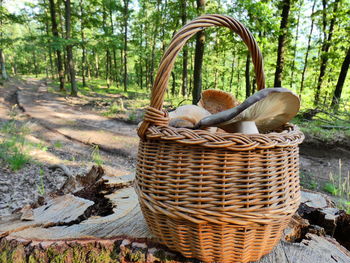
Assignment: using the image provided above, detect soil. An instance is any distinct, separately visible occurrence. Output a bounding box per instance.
[0,77,349,216]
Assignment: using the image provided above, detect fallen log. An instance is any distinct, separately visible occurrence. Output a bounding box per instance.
[1,167,349,263]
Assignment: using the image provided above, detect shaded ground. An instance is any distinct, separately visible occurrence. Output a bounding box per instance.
[0,78,135,215]
[0,77,349,216]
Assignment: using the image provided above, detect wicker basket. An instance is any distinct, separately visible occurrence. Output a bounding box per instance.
[135,14,304,263]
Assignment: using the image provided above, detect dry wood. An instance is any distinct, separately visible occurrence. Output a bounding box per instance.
[1,166,349,263]
[0,185,350,263]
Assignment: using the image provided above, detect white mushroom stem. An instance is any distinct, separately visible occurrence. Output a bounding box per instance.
[234,121,259,134]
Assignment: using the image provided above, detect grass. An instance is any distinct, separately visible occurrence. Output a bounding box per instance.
[91,145,103,166]
[36,168,46,195]
[0,107,32,171]
[322,160,350,213]
[0,107,45,171]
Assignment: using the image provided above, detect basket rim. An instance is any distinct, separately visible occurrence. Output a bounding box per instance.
[143,123,304,151]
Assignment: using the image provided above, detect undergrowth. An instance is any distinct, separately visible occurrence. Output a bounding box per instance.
[0,106,40,171]
[0,115,31,171]
[323,160,350,213]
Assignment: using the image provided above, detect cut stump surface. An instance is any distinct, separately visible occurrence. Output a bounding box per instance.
[1,167,350,263]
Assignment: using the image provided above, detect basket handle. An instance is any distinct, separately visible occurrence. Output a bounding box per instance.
[138,14,265,138]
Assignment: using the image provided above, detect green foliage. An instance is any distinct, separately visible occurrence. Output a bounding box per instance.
[36,168,46,195]
[2,0,349,111]
[91,145,103,166]
[323,160,350,213]
[0,120,31,171]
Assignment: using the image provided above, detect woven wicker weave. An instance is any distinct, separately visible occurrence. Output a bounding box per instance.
[135,14,304,263]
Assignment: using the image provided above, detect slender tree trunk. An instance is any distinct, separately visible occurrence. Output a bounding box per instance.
[300,0,316,96]
[331,46,350,108]
[48,0,65,91]
[0,49,8,80]
[314,0,340,105]
[229,54,235,93]
[171,71,176,96]
[94,50,99,78]
[106,50,111,88]
[236,54,241,98]
[64,0,77,96]
[181,0,188,97]
[123,0,129,92]
[274,0,291,87]
[150,0,160,88]
[43,1,55,79]
[192,0,205,104]
[79,0,87,87]
[58,0,69,82]
[109,4,118,85]
[0,0,7,80]
[290,0,303,89]
[245,52,251,98]
[32,50,38,77]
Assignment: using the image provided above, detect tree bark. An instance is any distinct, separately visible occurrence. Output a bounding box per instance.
[94,49,99,78]
[48,0,65,91]
[149,0,160,88]
[245,52,251,98]
[331,46,350,108]
[123,0,129,92]
[64,0,77,96]
[299,0,316,96]
[0,49,8,80]
[181,0,188,97]
[192,0,206,104]
[274,0,291,87]
[290,0,303,89]
[79,0,87,87]
[43,0,55,79]
[314,0,340,105]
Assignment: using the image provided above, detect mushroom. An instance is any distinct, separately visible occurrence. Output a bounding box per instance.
[194,88,300,134]
[169,105,217,132]
[198,89,240,114]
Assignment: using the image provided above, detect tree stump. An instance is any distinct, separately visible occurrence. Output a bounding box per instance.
[1,167,349,263]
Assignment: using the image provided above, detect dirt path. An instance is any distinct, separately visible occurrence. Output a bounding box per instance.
[17,78,139,159]
[1,78,349,216]
[0,79,136,216]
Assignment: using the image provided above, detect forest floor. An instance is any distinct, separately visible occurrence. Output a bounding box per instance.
[0,77,349,216]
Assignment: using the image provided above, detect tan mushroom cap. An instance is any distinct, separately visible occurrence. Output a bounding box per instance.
[198,89,240,114]
[169,105,213,129]
[195,88,300,133]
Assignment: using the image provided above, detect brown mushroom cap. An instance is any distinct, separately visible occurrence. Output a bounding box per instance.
[198,89,240,114]
[195,88,300,133]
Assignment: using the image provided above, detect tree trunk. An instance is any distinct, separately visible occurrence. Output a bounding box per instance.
[274,0,291,87]
[314,0,340,106]
[94,49,99,78]
[299,0,316,96]
[48,0,65,91]
[181,0,188,97]
[109,4,119,85]
[245,52,251,98]
[331,46,350,108]
[171,71,176,96]
[0,49,8,80]
[123,0,129,92]
[290,0,303,89]
[192,0,206,104]
[229,54,235,94]
[150,0,160,88]
[64,0,77,96]
[43,1,55,80]
[79,0,87,87]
